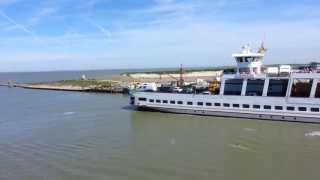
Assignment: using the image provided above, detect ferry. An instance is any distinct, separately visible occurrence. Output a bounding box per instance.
[130,45,320,123]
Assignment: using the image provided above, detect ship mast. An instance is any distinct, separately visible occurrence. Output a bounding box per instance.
[179,64,184,87]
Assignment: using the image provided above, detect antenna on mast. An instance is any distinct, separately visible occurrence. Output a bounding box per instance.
[257,40,267,54]
[258,33,267,53]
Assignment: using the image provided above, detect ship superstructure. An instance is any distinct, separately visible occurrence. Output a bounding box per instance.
[130,45,320,123]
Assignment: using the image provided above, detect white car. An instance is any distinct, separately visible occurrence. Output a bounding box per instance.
[172,87,183,93]
[137,83,157,92]
[201,91,211,95]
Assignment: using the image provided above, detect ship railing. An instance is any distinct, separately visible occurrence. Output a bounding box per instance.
[292,69,320,73]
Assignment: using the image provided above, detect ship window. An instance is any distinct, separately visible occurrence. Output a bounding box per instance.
[177,101,183,105]
[264,105,271,110]
[224,79,243,96]
[138,98,147,101]
[130,96,135,105]
[197,102,204,106]
[214,103,221,107]
[233,104,240,108]
[311,108,319,112]
[239,68,250,74]
[275,106,283,110]
[187,101,193,105]
[246,79,264,96]
[287,106,295,111]
[315,83,320,98]
[298,107,307,111]
[206,102,212,106]
[223,103,230,107]
[290,79,313,98]
[245,57,254,62]
[149,99,154,103]
[163,100,168,104]
[156,99,161,103]
[243,104,250,108]
[170,101,175,104]
[267,79,289,97]
[253,105,260,109]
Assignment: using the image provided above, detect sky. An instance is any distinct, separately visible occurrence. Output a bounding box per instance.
[0,0,320,72]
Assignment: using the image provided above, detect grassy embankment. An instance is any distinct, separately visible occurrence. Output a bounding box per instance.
[50,79,114,88]
[23,79,127,93]
[121,63,319,76]
[121,66,233,76]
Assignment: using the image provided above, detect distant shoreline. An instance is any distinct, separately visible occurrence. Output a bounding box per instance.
[0,68,224,94]
[121,66,232,76]
[1,62,318,94]
[0,62,316,74]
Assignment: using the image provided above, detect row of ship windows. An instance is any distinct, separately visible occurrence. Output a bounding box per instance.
[223,79,320,98]
[138,98,320,112]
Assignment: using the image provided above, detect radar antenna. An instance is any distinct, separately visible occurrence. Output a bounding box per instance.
[257,41,267,54]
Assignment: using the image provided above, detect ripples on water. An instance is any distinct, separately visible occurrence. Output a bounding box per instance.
[63,112,76,116]
[1,86,320,180]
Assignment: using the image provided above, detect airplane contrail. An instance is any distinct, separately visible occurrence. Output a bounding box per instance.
[0,10,38,40]
[86,19,111,38]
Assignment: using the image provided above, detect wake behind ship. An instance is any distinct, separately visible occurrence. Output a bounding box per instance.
[130,45,320,123]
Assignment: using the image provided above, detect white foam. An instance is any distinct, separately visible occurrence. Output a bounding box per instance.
[169,138,176,145]
[243,128,257,132]
[305,131,320,137]
[63,112,75,116]
[229,143,249,151]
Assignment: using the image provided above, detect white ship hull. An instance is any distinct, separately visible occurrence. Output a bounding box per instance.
[136,105,320,123]
[131,92,320,123]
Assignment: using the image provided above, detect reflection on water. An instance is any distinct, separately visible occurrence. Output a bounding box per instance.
[1,86,320,180]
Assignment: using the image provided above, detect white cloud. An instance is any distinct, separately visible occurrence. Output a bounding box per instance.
[0,0,18,6]
[86,19,111,38]
[27,7,58,25]
[0,0,320,72]
[283,4,320,19]
[0,10,38,40]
